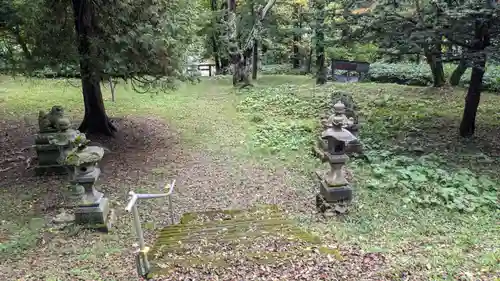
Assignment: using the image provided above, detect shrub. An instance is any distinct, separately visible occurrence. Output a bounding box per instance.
[259,64,305,75]
[367,62,500,91]
[326,43,380,63]
[366,63,434,86]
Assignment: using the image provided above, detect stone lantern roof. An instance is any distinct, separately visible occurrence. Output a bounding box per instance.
[321,116,357,143]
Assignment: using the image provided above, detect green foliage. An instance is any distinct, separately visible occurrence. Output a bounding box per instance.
[361,151,498,212]
[237,84,327,118]
[326,43,379,63]
[367,63,434,86]
[367,62,500,91]
[259,64,304,75]
[237,84,326,153]
[252,120,315,153]
[236,80,499,212]
[2,0,202,87]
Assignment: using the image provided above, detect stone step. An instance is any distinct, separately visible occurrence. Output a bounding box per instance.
[157,218,294,238]
[147,206,335,278]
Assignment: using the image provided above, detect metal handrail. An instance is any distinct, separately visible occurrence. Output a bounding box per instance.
[126,179,176,277]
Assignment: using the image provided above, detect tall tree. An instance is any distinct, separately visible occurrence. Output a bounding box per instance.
[449,1,499,137]
[226,0,277,87]
[5,0,199,135]
[364,0,447,87]
[71,0,115,135]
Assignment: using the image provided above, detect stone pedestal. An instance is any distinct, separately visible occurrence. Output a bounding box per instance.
[75,197,110,232]
[33,129,78,176]
[70,167,111,232]
[316,170,353,203]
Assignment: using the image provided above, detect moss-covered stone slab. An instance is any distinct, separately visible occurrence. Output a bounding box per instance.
[148,205,340,278]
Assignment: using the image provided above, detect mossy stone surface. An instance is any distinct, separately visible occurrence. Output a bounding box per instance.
[148,205,341,277]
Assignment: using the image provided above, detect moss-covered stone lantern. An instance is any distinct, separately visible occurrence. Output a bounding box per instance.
[64,137,110,231]
[316,115,357,213]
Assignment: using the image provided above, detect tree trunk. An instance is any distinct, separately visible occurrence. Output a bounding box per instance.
[459,18,490,138]
[424,45,445,87]
[450,57,468,86]
[292,4,300,69]
[213,38,222,75]
[13,25,32,61]
[251,0,258,80]
[72,0,115,136]
[314,0,326,85]
[210,0,222,75]
[228,0,276,87]
[459,59,485,137]
[252,39,258,80]
[306,42,313,74]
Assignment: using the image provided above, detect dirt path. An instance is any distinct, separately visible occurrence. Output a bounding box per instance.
[0,117,386,281]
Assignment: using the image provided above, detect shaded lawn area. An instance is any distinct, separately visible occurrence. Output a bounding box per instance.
[0,75,499,280]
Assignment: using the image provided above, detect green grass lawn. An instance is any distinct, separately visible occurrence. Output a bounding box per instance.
[0,75,498,280]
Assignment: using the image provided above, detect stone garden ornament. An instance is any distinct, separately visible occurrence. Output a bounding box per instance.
[315,114,357,215]
[34,106,79,175]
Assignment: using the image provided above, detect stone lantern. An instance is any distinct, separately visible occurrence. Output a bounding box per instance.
[34,106,78,175]
[329,101,362,155]
[316,115,357,213]
[65,142,110,231]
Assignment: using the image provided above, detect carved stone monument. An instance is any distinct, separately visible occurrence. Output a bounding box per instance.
[65,140,110,232]
[34,106,78,175]
[315,115,357,215]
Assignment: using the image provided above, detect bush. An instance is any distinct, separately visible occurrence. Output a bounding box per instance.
[326,43,380,63]
[367,62,500,91]
[366,63,434,86]
[259,64,306,76]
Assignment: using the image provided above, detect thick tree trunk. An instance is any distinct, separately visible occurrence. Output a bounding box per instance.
[79,79,116,134]
[232,49,251,87]
[72,0,115,136]
[459,18,490,138]
[459,60,485,137]
[450,57,468,86]
[431,61,445,87]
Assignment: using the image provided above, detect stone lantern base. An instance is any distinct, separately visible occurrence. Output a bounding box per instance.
[318,179,353,203]
[315,170,353,215]
[70,167,111,232]
[75,197,111,232]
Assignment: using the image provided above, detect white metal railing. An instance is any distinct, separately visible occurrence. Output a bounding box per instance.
[126,179,176,278]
